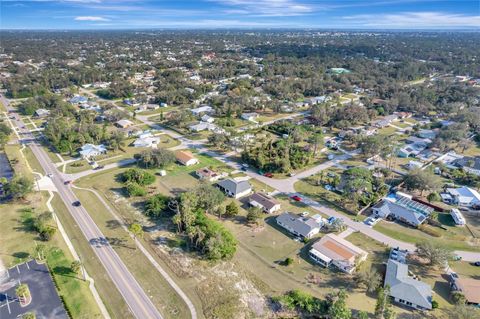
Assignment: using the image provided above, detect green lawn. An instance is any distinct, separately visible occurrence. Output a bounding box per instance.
[377,126,398,136]
[65,159,90,174]
[0,192,103,319]
[374,219,480,252]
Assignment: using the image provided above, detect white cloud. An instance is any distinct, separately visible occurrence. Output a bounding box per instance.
[74,16,109,21]
[342,12,480,28]
[213,0,313,17]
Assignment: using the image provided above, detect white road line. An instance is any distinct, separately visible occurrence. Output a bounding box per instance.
[25,262,30,270]
[15,265,19,274]
[5,293,11,314]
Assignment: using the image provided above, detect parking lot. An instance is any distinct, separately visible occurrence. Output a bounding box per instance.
[0,260,68,319]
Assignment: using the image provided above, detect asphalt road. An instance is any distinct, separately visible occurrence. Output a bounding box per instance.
[1,95,163,319]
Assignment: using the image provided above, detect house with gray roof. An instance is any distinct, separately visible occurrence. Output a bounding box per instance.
[247,193,281,214]
[385,259,432,310]
[276,212,321,239]
[372,195,433,227]
[452,156,480,176]
[216,179,252,199]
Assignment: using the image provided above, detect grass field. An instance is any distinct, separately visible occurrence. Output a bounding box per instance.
[374,219,480,252]
[71,188,191,319]
[0,192,103,318]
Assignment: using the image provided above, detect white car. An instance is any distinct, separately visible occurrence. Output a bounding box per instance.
[300,211,309,217]
[364,216,381,226]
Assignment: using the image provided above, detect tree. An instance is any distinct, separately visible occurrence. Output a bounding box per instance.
[451,291,466,305]
[71,260,82,275]
[193,184,225,214]
[3,176,33,200]
[356,311,368,319]
[246,207,263,225]
[136,148,175,168]
[327,289,352,319]
[121,168,155,186]
[375,285,395,319]
[144,194,169,217]
[125,182,146,197]
[427,192,441,203]
[0,123,13,147]
[328,218,346,232]
[354,268,382,293]
[415,241,452,266]
[225,201,239,217]
[403,169,440,195]
[128,223,144,240]
[22,313,36,319]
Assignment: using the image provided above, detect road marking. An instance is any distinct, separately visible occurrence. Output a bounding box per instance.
[5,293,11,314]
[25,261,30,270]
[15,265,19,274]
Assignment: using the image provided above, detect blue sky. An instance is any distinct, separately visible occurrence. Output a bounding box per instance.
[1,0,479,30]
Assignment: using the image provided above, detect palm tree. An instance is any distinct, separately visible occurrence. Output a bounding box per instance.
[34,243,47,261]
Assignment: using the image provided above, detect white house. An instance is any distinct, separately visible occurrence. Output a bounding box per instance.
[175,150,199,166]
[133,132,160,148]
[276,212,321,239]
[79,144,107,158]
[241,112,259,122]
[191,105,213,115]
[201,114,215,123]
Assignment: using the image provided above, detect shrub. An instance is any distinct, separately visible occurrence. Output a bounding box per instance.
[284,257,294,266]
[432,300,439,309]
[126,183,147,197]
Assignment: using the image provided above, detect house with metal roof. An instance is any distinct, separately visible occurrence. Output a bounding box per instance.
[385,259,433,310]
[79,144,107,158]
[372,195,433,227]
[309,233,368,274]
[276,212,321,239]
[452,156,480,176]
[216,179,252,199]
[443,186,480,207]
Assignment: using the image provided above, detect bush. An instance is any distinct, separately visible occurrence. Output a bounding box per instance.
[144,194,169,217]
[126,183,147,197]
[432,300,439,309]
[451,291,466,305]
[225,201,239,217]
[284,257,294,266]
[122,168,155,186]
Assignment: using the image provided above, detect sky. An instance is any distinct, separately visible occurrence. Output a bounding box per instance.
[1,0,479,30]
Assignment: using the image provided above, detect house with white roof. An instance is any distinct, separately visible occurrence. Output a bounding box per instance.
[79,144,107,158]
[191,105,213,115]
[201,115,215,123]
[241,112,259,122]
[133,132,160,148]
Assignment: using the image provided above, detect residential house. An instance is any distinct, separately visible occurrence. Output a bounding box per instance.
[418,129,437,139]
[385,259,432,310]
[241,112,259,122]
[189,122,218,132]
[372,194,434,227]
[247,193,281,214]
[191,105,213,115]
[79,144,107,158]
[442,186,480,207]
[69,95,88,105]
[276,212,321,239]
[374,114,398,128]
[115,119,134,129]
[398,137,431,158]
[216,179,252,199]
[133,132,160,148]
[201,115,215,123]
[450,276,480,305]
[309,233,368,274]
[406,160,423,170]
[195,167,227,182]
[175,150,199,166]
[452,156,480,176]
[34,108,50,118]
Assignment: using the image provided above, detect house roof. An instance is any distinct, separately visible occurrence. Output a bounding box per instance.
[453,156,480,171]
[385,259,432,309]
[452,277,480,304]
[310,233,367,263]
[446,186,480,205]
[216,179,251,195]
[373,199,430,225]
[175,150,197,163]
[116,119,134,127]
[247,193,279,211]
[276,212,319,238]
[196,167,219,178]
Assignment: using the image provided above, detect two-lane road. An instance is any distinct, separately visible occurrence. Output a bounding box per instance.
[1,95,163,319]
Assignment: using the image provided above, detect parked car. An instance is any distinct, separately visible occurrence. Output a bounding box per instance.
[291,195,302,202]
[94,165,104,170]
[64,180,71,185]
[263,172,274,178]
[473,261,480,267]
[364,216,381,226]
[300,211,309,217]
[72,201,81,207]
